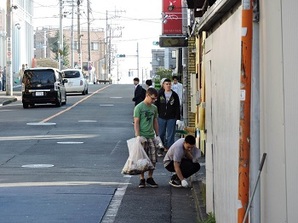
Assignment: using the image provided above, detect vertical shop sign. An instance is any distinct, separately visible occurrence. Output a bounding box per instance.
[162,0,182,35]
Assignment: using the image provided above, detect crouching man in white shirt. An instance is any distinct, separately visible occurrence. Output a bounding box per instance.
[163,135,201,187]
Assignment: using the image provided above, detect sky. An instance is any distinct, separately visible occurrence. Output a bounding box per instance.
[33,0,162,83]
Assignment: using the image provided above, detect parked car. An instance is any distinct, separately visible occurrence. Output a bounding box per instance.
[61,69,88,95]
[22,67,67,108]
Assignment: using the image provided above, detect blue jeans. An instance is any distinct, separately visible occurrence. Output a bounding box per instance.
[158,118,176,149]
[2,80,5,91]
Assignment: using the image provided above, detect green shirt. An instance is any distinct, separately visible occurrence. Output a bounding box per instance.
[134,102,158,138]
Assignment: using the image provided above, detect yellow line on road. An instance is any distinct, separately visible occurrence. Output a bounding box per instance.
[41,85,110,123]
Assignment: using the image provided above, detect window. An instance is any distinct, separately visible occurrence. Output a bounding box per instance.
[63,70,81,78]
[74,41,78,50]
[91,42,99,51]
[24,69,55,85]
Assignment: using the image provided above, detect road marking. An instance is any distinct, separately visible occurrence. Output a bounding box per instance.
[0,181,130,188]
[27,122,56,126]
[101,140,130,223]
[0,134,98,141]
[41,85,110,123]
[78,120,98,123]
[22,164,54,168]
[110,140,121,155]
[57,141,84,144]
[101,177,131,223]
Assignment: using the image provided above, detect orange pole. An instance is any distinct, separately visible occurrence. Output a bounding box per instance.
[238,1,253,223]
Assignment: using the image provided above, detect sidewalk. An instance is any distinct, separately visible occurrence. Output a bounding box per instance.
[113,155,207,223]
[0,90,21,106]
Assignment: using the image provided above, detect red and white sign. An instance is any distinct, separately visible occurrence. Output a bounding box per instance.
[162,0,183,35]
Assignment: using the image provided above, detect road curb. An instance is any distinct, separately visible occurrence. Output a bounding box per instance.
[0,97,18,106]
[191,179,208,222]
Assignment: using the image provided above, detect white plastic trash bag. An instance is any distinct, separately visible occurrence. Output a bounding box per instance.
[121,137,155,175]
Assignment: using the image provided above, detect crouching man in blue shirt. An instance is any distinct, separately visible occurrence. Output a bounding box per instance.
[163,135,201,187]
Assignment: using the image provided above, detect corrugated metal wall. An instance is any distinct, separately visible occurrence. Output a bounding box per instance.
[198,0,298,221]
[260,0,298,222]
[204,6,241,222]
[281,1,298,221]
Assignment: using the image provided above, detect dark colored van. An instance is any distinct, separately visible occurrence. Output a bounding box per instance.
[22,68,67,108]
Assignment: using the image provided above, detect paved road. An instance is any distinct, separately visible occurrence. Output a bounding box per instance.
[0,84,201,223]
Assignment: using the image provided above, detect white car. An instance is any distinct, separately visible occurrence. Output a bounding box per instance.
[62,69,88,95]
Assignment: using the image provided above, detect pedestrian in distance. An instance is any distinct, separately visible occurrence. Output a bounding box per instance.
[134,87,160,188]
[19,64,25,83]
[155,78,180,156]
[2,66,6,91]
[171,75,183,110]
[31,55,37,68]
[132,77,146,106]
[163,135,201,188]
[0,66,2,90]
[145,79,153,89]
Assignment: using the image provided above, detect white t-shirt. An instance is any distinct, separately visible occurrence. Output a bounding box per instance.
[164,91,172,103]
[171,82,183,104]
[163,138,201,167]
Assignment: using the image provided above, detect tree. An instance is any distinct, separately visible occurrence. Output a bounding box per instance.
[156,67,173,79]
[49,31,70,67]
[154,68,173,90]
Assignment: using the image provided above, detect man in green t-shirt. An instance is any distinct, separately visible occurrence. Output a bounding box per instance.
[134,87,160,188]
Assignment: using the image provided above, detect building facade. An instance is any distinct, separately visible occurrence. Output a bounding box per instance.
[34,26,105,81]
[151,48,176,77]
[0,0,34,84]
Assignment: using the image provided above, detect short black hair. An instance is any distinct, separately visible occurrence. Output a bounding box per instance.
[147,87,158,97]
[133,77,139,82]
[145,79,152,86]
[185,135,196,145]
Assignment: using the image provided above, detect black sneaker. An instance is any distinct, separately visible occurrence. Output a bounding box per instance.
[157,148,164,157]
[171,174,178,181]
[146,177,158,188]
[169,179,182,188]
[139,179,145,188]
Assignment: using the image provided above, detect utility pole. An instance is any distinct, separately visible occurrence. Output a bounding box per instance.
[87,0,91,82]
[105,10,109,80]
[70,0,74,68]
[6,0,13,96]
[238,1,253,222]
[105,10,125,81]
[59,0,64,70]
[77,0,82,69]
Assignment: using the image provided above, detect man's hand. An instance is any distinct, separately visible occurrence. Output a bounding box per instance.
[154,136,164,148]
[136,136,147,143]
[181,179,189,188]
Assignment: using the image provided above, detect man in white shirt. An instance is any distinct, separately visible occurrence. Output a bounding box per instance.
[171,75,183,106]
[163,135,201,187]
